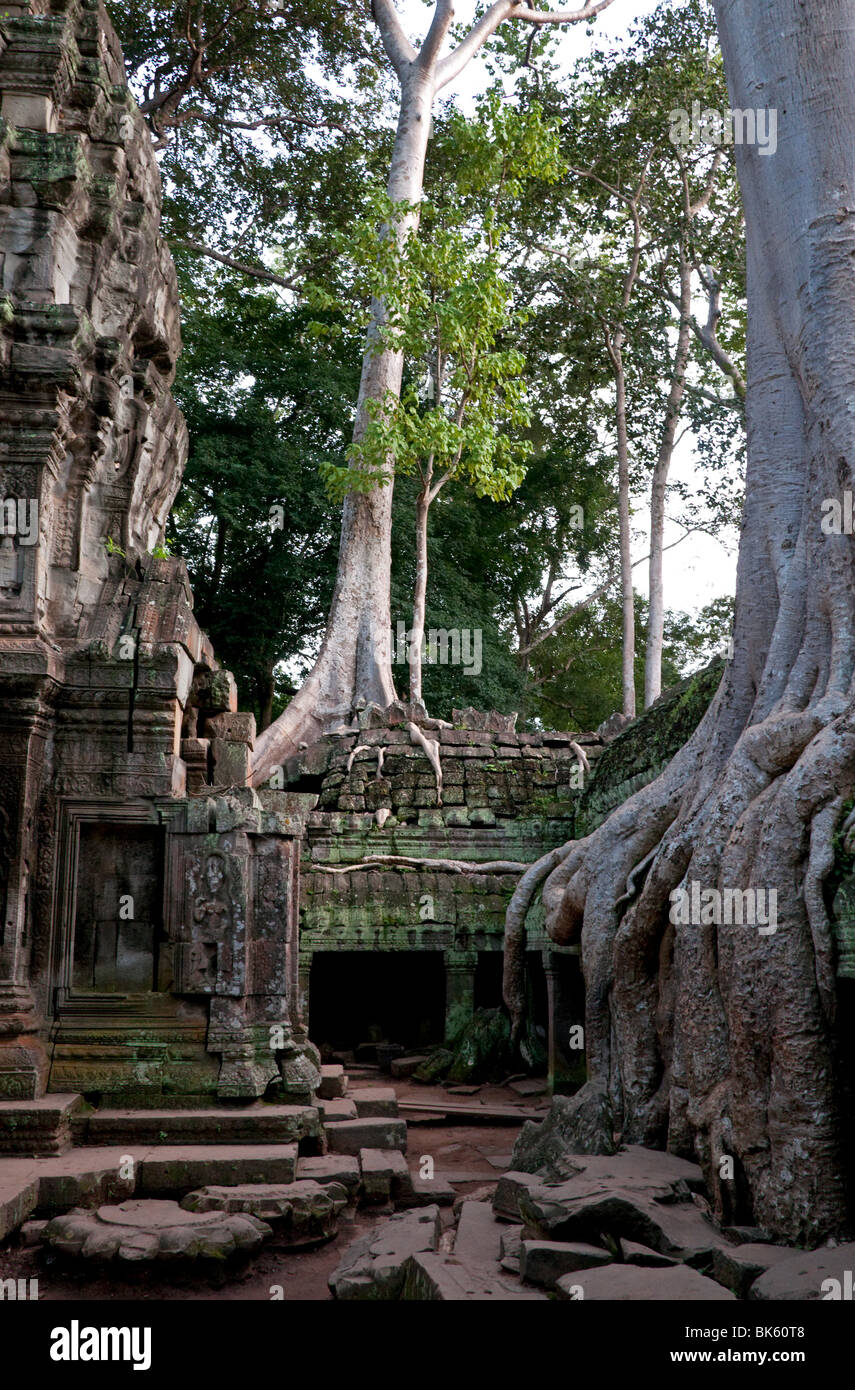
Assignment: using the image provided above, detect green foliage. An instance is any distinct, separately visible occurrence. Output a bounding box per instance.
[167,281,360,722]
[312,98,565,510]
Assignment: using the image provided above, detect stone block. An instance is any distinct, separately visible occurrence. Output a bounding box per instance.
[202,711,256,745]
[520,1239,613,1287]
[139,1145,298,1195]
[401,1251,547,1301]
[555,1264,735,1300]
[351,1087,398,1118]
[318,1064,348,1099]
[317,1098,357,1124]
[326,1118,407,1156]
[330,1205,441,1300]
[296,1155,360,1195]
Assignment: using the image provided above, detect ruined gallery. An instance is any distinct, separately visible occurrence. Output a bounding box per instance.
[0,0,854,1347]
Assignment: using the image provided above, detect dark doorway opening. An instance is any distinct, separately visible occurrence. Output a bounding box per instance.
[474,950,503,1009]
[309,950,445,1051]
[71,824,165,993]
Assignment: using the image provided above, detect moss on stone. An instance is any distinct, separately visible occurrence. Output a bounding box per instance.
[576,658,724,837]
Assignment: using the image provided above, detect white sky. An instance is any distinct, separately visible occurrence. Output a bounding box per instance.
[399,0,740,619]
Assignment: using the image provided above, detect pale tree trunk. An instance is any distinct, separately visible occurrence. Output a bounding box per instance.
[605,325,637,721]
[250,0,617,786]
[644,248,692,708]
[251,62,435,784]
[614,338,636,720]
[409,475,431,707]
[506,0,855,1245]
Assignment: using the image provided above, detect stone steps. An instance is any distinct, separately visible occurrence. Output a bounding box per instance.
[0,1094,85,1156]
[326,1117,407,1156]
[82,1104,320,1148]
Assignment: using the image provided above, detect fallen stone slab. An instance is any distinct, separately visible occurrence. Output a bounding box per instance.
[556,1264,736,1301]
[139,1144,298,1196]
[41,1199,271,1263]
[330,1205,442,1300]
[500,1227,523,1274]
[297,1155,360,1195]
[326,1118,407,1156]
[390,1056,429,1079]
[402,1251,549,1301]
[399,1174,456,1208]
[520,1239,613,1287]
[317,1098,357,1124]
[492,1145,704,1223]
[492,1171,544,1221]
[181,1180,347,1247]
[521,1183,727,1264]
[454,1200,503,1267]
[749,1244,855,1300]
[351,1087,399,1118]
[620,1238,678,1268]
[711,1243,795,1298]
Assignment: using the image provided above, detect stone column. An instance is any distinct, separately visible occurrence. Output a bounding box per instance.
[443,949,477,1043]
[543,945,585,1096]
[0,655,57,1098]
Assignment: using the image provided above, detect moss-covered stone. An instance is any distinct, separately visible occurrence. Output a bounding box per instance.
[575,659,724,837]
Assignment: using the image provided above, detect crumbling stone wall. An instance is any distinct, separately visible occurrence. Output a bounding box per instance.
[292,712,604,1061]
[0,0,308,1106]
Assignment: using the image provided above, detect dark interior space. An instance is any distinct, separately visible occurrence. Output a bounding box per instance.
[309,949,446,1050]
[474,950,503,1009]
[71,823,164,993]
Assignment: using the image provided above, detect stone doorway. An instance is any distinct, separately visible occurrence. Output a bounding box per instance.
[70,823,166,994]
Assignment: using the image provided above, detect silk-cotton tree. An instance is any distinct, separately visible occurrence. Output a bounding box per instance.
[319,100,562,709]
[250,0,617,786]
[505,0,855,1248]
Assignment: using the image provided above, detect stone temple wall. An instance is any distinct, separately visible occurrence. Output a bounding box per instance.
[288,712,604,1084]
[0,0,313,1111]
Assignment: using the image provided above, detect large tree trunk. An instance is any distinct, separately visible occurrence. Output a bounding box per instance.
[644,248,692,708]
[409,475,432,708]
[516,0,855,1245]
[613,333,637,720]
[251,70,434,785]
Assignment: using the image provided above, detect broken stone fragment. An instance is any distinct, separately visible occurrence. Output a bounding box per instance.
[511,1081,616,1173]
[329,1205,442,1300]
[40,1199,272,1263]
[181,1180,346,1247]
[520,1239,613,1287]
[555,1263,735,1300]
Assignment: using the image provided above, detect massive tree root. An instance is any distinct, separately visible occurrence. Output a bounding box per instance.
[501,0,855,1247]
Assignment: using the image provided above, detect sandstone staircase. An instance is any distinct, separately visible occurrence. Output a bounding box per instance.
[0,1065,448,1249]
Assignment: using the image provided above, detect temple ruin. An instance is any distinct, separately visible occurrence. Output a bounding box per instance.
[1,0,854,1309]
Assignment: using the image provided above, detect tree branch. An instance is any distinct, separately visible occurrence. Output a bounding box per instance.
[436,0,617,91]
[371,0,417,79]
[171,237,314,289]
